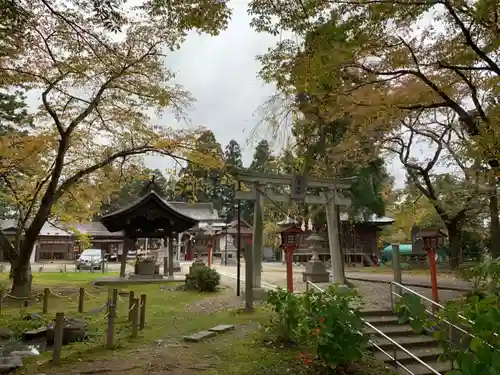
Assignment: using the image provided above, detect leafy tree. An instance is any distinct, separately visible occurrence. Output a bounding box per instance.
[249,1,498,267]
[0,0,230,297]
[250,140,275,172]
[243,139,280,224]
[249,0,499,167]
[224,139,243,169]
[220,139,243,220]
[176,130,224,209]
[0,91,33,219]
[96,167,168,218]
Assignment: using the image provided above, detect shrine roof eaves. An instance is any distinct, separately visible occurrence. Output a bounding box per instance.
[100,190,199,233]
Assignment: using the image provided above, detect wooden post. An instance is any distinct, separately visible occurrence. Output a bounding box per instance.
[392,244,402,296]
[111,288,118,309]
[128,290,135,321]
[168,236,174,277]
[106,304,116,348]
[427,249,439,312]
[51,312,64,364]
[131,298,139,338]
[252,183,264,290]
[78,288,84,313]
[325,191,344,284]
[120,247,128,278]
[163,256,168,276]
[285,245,294,293]
[43,288,49,314]
[139,294,146,330]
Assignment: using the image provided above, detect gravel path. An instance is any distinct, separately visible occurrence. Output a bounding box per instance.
[252,268,466,310]
[212,264,468,310]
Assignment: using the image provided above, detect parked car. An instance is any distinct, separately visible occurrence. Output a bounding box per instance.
[76,249,106,270]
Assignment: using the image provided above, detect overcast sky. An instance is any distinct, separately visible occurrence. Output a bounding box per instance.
[144,1,407,187]
[145,1,278,170]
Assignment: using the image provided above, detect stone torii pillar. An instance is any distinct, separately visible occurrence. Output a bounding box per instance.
[252,183,265,298]
[324,190,344,285]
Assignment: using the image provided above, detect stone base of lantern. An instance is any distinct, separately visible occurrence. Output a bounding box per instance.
[302,257,330,283]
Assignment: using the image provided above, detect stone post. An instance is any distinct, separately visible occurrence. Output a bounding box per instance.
[392,243,402,296]
[324,191,344,285]
[252,183,265,298]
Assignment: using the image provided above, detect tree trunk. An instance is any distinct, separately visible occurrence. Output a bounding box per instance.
[489,181,500,259]
[9,234,38,298]
[446,222,462,270]
[10,261,32,298]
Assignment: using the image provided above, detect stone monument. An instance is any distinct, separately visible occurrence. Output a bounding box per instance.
[185,258,207,286]
[220,234,238,265]
[302,231,330,283]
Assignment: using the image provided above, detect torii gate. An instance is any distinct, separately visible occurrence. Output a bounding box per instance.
[234,169,354,310]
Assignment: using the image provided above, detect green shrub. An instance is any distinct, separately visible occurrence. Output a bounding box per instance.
[394,293,427,333]
[299,285,367,370]
[265,288,304,343]
[457,259,500,293]
[436,294,500,375]
[185,266,220,292]
[265,285,367,370]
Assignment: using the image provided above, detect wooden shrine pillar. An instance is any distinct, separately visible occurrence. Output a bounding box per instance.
[185,238,193,261]
[168,236,175,276]
[120,243,130,278]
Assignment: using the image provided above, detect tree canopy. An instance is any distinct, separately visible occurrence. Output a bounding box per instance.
[0,0,232,297]
[248,0,499,267]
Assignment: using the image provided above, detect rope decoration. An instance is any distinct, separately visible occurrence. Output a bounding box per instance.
[1,292,43,301]
[49,289,72,298]
[84,289,100,299]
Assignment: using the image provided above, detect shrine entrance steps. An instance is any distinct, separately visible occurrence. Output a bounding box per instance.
[361,309,451,375]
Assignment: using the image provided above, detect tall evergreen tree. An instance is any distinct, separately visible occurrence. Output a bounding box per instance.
[176,130,224,211]
[221,139,243,219]
[249,140,274,172]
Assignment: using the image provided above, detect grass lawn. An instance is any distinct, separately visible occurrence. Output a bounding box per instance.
[0,273,398,375]
[0,273,265,374]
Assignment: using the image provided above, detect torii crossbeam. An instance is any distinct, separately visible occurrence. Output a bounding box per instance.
[233,169,354,311]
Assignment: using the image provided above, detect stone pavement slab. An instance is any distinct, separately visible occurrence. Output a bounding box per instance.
[183,330,217,342]
[209,325,235,333]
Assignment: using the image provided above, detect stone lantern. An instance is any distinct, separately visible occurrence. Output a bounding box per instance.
[302,231,330,283]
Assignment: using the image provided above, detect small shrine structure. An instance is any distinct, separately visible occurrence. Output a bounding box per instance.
[100,187,199,279]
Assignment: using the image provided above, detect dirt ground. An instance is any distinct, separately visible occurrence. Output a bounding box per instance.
[46,323,260,375]
[28,288,261,375]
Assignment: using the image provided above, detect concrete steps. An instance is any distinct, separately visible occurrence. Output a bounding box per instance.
[361,310,451,375]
